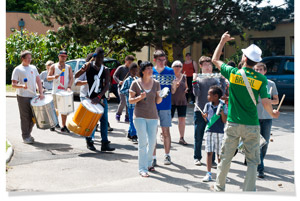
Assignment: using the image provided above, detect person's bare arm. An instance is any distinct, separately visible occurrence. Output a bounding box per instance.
[36,75,44,99]
[193,60,198,74]
[67,66,73,91]
[12,80,26,89]
[271,94,279,105]
[47,65,60,81]
[75,63,90,78]
[75,80,87,86]
[212,31,235,70]
[129,91,146,104]
[261,98,280,118]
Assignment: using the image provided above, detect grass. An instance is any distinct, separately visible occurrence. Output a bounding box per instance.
[6,84,16,92]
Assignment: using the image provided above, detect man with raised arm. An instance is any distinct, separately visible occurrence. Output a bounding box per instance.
[211,32,280,192]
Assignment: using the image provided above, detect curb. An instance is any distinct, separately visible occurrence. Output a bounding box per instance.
[6,139,14,163]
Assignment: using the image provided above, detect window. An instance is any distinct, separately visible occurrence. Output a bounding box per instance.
[78,61,86,70]
[263,59,281,74]
[283,59,294,74]
[66,61,77,72]
[250,37,285,57]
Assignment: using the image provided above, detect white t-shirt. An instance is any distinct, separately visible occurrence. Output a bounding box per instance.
[74,72,88,98]
[11,64,39,97]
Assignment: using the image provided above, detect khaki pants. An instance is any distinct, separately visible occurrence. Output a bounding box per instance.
[17,95,34,140]
[214,122,260,191]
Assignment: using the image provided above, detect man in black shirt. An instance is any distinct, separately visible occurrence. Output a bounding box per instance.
[75,47,115,151]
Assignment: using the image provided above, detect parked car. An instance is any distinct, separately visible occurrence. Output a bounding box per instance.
[261,56,294,103]
[66,57,121,96]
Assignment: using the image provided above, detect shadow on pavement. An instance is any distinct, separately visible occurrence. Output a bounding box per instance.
[78,152,138,161]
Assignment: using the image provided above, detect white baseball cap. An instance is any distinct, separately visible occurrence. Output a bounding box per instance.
[241,44,262,62]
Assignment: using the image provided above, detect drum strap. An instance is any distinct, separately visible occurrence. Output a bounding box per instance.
[88,64,104,97]
[239,69,256,105]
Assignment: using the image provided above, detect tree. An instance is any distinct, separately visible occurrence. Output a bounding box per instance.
[32,0,294,61]
[6,0,37,12]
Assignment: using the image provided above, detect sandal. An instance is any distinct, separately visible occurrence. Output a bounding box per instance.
[140,172,149,177]
[148,166,155,172]
[179,138,188,145]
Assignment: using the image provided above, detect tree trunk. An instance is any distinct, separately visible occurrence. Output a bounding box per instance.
[172,43,184,62]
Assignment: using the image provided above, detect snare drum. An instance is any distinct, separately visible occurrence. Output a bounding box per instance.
[31,95,58,129]
[67,99,104,136]
[55,90,74,115]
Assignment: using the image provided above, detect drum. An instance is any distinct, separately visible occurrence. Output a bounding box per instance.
[31,95,58,129]
[67,98,104,136]
[55,90,74,115]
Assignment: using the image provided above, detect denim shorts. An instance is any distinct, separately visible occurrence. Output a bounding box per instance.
[158,109,172,127]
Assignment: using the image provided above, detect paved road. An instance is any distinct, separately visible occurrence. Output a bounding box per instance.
[6,96,295,193]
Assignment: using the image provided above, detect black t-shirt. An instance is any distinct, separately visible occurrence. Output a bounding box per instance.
[86,62,108,99]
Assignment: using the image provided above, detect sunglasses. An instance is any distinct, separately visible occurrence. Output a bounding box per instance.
[173,65,182,68]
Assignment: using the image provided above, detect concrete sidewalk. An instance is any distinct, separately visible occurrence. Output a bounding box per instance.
[6,95,295,193]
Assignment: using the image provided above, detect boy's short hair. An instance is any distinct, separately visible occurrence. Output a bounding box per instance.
[199,56,212,65]
[153,50,166,59]
[20,50,32,59]
[209,85,223,99]
[185,53,191,56]
[129,62,138,71]
[125,55,135,61]
[245,56,257,67]
[255,62,267,71]
[227,60,236,67]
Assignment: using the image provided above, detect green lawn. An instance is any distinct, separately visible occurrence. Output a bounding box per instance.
[6,84,16,92]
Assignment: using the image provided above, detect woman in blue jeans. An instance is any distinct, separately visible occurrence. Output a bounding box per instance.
[129,61,162,177]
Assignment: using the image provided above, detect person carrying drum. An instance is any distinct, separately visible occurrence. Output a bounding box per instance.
[47,50,74,133]
[211,32,280,191]
[11,50,45,144]
[75,47,115,152]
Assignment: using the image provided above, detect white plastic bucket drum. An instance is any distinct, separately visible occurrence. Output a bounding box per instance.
[55,90,74,115]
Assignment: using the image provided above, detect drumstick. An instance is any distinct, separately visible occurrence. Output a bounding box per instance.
[276,94,285,111]
[23,78,36,95]
[194,103,208,121]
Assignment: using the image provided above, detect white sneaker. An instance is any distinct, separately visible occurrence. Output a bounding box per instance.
[202,173,212,182]
[194,159,202,166]
[164,155,171,165]
[23,136,34,144]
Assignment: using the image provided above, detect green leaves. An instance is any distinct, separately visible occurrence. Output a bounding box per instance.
[6,30,134,84]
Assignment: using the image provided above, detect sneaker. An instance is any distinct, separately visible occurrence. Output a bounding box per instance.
[125,116,129,123]
[202,173,212,182]
[212,161,218,168]
[152,159,157,167]
[131,136,138,144]
[164,155,171,165]
[86,140,96,151]
[55,124,61,129]
[115,114,121,121]
[257,171,265,178]
[61,126,70,133]
[23,136,34,144]
[50,127,55,131]
[108,126,113,131]
[194,159,202,166]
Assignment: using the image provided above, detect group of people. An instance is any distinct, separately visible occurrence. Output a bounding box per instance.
[11,31,281,191]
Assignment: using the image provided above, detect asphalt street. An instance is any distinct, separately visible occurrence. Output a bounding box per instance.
[6,96,295,193]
